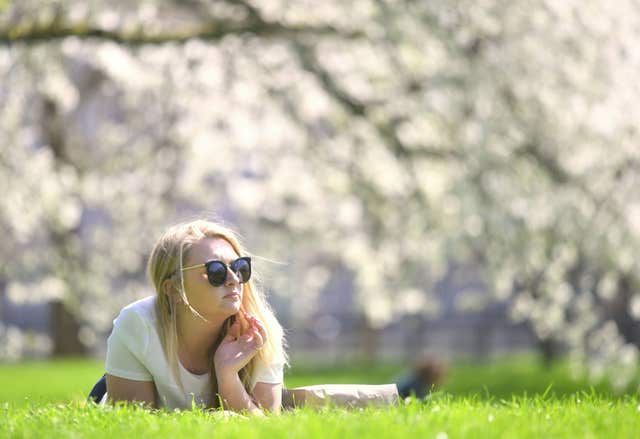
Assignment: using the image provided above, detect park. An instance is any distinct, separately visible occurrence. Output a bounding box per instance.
[1,1,640,437]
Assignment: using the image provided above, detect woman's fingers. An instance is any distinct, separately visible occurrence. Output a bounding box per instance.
[234,311,267,351]
[229,320,241,338]
[237,310,250,332]
[250,325,264,349]
[239,323,263,351]
[250,316,267,344]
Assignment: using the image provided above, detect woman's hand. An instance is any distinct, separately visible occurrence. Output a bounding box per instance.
[214,310,267,377]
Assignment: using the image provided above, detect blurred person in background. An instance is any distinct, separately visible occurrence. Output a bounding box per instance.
[395,355,449,399]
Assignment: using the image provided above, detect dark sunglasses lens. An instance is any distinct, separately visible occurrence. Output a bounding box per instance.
[231,258,251,283]
[206,262,227,286]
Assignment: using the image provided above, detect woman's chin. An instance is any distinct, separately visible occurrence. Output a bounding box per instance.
[220,300,242,315]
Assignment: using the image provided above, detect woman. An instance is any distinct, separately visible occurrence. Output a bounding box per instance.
[102,219,287,413]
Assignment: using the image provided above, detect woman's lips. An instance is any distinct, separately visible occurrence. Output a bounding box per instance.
[224,293,240,300]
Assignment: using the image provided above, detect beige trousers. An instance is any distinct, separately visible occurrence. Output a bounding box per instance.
[281,384,399,409]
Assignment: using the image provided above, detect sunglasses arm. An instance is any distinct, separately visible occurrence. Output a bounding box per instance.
[181,263,206,272]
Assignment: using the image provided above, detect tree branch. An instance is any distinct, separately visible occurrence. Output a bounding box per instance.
[0,20,364,46]
[290,41,463,162]
[515,141,570,184]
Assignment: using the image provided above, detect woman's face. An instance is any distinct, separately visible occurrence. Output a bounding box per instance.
[181,237,244,320]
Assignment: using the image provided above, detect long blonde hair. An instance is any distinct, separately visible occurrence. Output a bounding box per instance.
[146,219,288,406]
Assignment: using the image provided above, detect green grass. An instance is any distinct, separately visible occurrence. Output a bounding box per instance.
[1,355,639,438]
[439,356,637,398]
[0,358,104,406]
[2,395,639,438]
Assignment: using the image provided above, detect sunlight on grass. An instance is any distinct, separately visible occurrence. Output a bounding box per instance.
[2,356,640,438]
[2,395,639,439]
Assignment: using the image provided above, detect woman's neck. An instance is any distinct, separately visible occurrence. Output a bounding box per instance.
[175,306,228,374]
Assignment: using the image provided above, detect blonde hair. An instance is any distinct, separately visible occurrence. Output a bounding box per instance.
[146,219,288,406]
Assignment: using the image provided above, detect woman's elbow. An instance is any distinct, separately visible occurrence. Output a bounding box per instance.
[252,383,283,414]
[254,395,281,413]
[105,374,157,408]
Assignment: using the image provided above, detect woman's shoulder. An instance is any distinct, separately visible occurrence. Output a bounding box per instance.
[120,295,157,315]
[109,295,158,355]
[113,296,158,331]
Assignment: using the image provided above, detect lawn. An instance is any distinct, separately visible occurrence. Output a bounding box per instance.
[1,355,639,438]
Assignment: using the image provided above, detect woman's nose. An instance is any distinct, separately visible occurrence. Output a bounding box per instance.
[225,269,241,286]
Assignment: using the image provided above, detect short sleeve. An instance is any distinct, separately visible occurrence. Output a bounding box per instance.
[250,357,285,390]
[105,307,153,381]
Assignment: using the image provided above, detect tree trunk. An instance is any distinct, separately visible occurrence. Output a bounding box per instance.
[359,315,379,362]
[50,300,86,356]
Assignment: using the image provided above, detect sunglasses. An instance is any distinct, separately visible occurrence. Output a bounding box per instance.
[181,256,252,287]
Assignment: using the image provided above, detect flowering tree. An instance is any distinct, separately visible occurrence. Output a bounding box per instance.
[1,0,640,386]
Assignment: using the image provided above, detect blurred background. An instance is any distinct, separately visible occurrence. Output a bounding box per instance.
[1,0,640,398]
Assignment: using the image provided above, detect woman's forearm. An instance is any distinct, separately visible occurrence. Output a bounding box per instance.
[216,371,264,415]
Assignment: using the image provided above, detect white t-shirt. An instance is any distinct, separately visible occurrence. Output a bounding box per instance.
[105,295,285,410]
